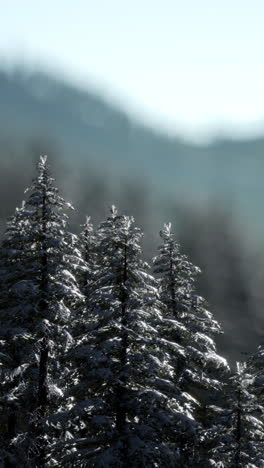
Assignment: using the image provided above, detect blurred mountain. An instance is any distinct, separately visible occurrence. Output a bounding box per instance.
[0,68,264,240]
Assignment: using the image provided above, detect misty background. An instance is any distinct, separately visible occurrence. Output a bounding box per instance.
[1,1,264,363]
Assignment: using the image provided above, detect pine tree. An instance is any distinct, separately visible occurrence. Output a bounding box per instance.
[52,208,196,467]
[0,201,30,467]
[247,344,264,408]
[206,362,264,467]
[0,156,84,467]
[244,346,264,466]
[153,223,229,464]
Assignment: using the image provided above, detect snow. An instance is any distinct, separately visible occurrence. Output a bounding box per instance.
[1,158,263,466]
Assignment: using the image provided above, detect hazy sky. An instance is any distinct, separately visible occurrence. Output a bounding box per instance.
[1,0,264,141]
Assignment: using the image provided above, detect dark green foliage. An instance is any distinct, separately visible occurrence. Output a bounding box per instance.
[1,157,264,467]
[0,156,84,466]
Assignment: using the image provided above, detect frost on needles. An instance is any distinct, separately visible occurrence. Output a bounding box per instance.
[0,157,264,467]
[0,156,85,467]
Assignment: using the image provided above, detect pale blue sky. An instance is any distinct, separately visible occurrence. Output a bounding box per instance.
[1,0,264,141]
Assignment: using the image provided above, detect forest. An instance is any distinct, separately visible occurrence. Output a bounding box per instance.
[0,156,263,468]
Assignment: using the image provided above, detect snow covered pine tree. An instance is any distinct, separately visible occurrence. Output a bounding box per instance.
[153,223,229,465]
[207,362,264,467]
[0,156,84,467]
[0,201,30,467]
[52,207,196,467]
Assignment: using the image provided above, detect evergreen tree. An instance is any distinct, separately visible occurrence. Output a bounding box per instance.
[0,156,84,467]
[3,158,260,467]
[247,344,264,410]
[0,201,30,467]
[153,223,229,464]
[206,362,264,467]
[52,208,196,467]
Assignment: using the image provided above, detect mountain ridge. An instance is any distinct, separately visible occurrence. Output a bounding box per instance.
[0,67,264,242]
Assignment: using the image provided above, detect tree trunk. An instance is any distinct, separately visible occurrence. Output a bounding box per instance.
[37,336,49,414]
[115,242,129,466]
[35,186,49,467]
[169,245,177,318]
